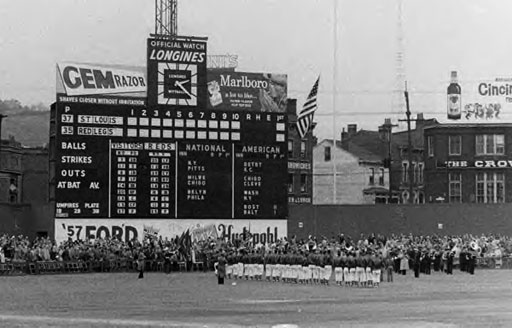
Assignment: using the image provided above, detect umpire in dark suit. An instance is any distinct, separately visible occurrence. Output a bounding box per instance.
[216,252,227,285]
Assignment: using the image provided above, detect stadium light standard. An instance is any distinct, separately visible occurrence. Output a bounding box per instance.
[0,114,7,168]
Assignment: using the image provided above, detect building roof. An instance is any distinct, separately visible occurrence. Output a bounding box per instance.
[363,186,389,194]
[319,138,384,162]
[346,130,388,158]
[424,123,512,130]
[392,118,439,149]
[345,143,384,162]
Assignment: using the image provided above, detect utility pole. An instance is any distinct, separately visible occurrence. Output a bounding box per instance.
[383,118,398,203]
[399,82,415,204]
[0,114,6,170]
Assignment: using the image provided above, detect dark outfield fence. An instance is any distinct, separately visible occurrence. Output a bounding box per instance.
[289,203,512,240]
[0,203,54,239]
[0,259,209,276]
[0,258,511,276]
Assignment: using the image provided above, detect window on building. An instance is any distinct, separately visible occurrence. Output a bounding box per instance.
[449,173,462,203]
[449,135,462,155]
[300,141,306,158]
[418,191,425,204]
[324,146,331,161]
[476,134,505,155]
[369,168,375,185]
[288,140,294,158]
[413,162,418,183]
[402,161,409,183]
[300,174,307,193]
[418,163,424,184]
[402,191,409,203]
[476,172,505,203]
[288,174,294,193]
[427,136,434,157]
[9,177,18,204]
[379,168,385,186]
[496,135,505,154]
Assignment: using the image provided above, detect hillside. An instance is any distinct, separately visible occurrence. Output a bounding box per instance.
[0,99,50,147]
[1,111,50,147]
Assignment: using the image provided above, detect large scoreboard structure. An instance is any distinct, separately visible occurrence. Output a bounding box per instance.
[51,37,289,242]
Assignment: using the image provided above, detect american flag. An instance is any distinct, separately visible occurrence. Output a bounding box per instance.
[297,76,320,138]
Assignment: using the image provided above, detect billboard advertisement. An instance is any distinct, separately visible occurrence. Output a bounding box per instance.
[57,63,147,98]
[54,59,289,237]
[207,71,287,113]
[55,218,287,244]
[147,38,207,108]
[446,72,510,122]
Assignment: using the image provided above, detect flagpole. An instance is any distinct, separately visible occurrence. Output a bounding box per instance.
[332,0,338,204]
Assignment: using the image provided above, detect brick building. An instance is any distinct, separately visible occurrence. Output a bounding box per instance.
[313,137,390,204]
[424,123,512,204]
[0,138,22,203]
[388,114,438,203]
[287,99,315,205]
[0,137,49,204]
[313,114,438,204]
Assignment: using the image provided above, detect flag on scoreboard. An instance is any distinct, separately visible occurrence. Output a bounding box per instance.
[297,76,320,138]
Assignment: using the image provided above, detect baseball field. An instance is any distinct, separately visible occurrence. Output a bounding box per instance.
[0,269,510,327]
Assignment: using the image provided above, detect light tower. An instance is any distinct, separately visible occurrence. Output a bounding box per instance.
[393,0,406,119]
[154,0,178,37]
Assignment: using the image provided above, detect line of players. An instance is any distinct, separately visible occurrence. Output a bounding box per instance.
[225,261,385,287]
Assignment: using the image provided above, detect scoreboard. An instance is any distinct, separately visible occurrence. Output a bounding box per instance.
[54,100,288,220]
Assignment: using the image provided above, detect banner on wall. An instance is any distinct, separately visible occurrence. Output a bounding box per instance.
[55,219,287,245]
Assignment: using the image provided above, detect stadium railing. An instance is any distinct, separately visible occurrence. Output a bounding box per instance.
[1,256,511,276]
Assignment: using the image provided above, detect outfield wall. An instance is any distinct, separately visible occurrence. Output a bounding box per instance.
[3,202,512,242]
[289,203,512,240]
[0,203,53,239]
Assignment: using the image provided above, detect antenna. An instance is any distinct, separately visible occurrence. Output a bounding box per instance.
[393,0,406,124]
[154,0,178,37]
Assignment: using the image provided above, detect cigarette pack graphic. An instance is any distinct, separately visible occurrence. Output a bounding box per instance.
[208,80,223,107]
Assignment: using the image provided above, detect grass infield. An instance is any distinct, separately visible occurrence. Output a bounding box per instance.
[0,270,510,327]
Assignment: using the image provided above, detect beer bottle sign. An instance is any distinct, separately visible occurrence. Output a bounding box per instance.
[447,71,462,120]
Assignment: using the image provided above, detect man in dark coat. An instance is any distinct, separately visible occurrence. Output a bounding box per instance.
[467,249,477,275]
[413,248,421,278]
[137,250,146,279]
[217,252,227,285]
[446,250,454,275]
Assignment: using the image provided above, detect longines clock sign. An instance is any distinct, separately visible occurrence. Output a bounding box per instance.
[147,38,207,108]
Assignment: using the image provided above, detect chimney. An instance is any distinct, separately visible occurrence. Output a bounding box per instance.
[379,118,392,141]
[347,124,357,137]
[341,127,348,141]
[415,113,425,130]
[286,99,297,116]
[341,128,348,149]
[378,125,386,141]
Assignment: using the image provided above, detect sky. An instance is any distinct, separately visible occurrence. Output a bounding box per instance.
[1,0,512,140]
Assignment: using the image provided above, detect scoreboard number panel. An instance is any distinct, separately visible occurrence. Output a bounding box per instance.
[176,142,232,218]
[54,101,288,220]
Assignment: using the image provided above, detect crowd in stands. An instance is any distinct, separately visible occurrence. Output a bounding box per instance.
[0,232,510,274]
